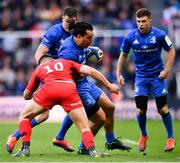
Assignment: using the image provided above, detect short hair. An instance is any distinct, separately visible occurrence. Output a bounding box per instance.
[73,21,93,37]
[38,54,52,65]
[136,8,151,18]
[63,7,77,17]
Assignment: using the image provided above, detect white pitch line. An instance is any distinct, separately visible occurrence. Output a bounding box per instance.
[121,138,138,146]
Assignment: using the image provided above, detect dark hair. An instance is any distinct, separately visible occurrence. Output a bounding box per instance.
[136,8,151,18]
[73,21,93,37]
[38,54,52,65]
[63,7,77,17]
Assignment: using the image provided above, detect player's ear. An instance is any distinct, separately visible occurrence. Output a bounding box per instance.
[149,18,152,24]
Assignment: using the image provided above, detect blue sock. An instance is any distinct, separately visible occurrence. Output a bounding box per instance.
[56,115,73,140]
[161,112,174,138]
[79,141,85,149]
[13,118,39,140]
[136,114,147,136]
[105,132,115,143]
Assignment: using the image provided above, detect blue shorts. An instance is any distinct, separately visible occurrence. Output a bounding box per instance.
[134,77,168,97]
[77,77,102,110]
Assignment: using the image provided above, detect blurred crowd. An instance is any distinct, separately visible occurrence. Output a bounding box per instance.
[0,0,179,106]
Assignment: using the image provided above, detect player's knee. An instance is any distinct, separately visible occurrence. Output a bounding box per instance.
[155,95,168,114]
[135,96,148,115]
[98,110,106,125]
[36,111,49,123]
[103,100,115,116]
[137,108,146,115]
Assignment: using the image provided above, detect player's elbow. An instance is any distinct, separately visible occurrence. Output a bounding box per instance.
[23,89,32,100]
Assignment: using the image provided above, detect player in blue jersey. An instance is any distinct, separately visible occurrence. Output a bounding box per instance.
[6,6,78,153]
[55,21,131,154]
[116,8,176,152]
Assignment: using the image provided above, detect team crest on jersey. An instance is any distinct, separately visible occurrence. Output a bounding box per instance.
[149,36,157,44]
[133,39,139,44]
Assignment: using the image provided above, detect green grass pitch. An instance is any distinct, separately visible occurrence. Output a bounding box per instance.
[0,120,179,162]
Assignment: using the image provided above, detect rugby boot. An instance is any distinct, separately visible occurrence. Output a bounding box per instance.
[77,146,89,155]
[5,135,18,153]
[53,138,75,152]
[88,146,111,158]
[105,139,132,152]
[138,135,148,152]
[12,148,30,157]
[164,138,175,152]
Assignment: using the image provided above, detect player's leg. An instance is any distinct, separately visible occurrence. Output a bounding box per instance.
[6,111,49,153]
[13,100,47,157]
[97,91,131,151]
[135,95,148,152]
[78,106,106,154]
[134,77,149,152]
[68,107,110,157]
[153,78,175,152]
[155,95,175,151]
[53,90,105,152]
[53,115,74,152]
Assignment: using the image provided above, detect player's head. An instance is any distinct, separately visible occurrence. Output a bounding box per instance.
[62,7,78,32]
[73,21,94,48]
[136,8,151,34]
[38,55,53,65]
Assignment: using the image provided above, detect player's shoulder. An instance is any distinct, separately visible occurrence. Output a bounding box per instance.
[46,23,62,35]
[151,26,166,37]
[125,29,138,40]
[48,23,61,31]
[61,35,72,46]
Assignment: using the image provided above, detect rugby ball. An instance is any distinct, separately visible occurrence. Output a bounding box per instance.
[86,46,103,63]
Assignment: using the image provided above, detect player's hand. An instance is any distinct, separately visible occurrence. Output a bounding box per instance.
[117,75,125,86]
[159,69,169,79]
[108,83,120,94]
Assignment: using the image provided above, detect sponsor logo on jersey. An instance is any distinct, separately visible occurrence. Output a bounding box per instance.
[133,39,139,44]
[142,45,148,49]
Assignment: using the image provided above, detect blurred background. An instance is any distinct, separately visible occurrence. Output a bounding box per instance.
[0,0,180,121]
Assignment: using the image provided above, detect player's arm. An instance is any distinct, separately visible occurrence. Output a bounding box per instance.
[79,65,119,94]
[34,44,49,64]
[159,47,176,79]
[23,89,34,100]
[23,69,41,100]
[116,52,128,85]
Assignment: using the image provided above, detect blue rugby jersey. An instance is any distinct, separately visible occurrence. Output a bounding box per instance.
[121,26,173,78]
[57,35,102,109]
[58,36,87,64]
[41,23,70,59]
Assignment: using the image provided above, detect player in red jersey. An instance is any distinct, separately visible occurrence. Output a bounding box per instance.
[12,55,119,158]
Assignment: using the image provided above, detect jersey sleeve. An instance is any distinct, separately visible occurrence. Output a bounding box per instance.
[26,68,41,92]
[160,31,173,51]
[41,26,59,49]
[120,33,132,54]
[69,60,82,73]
